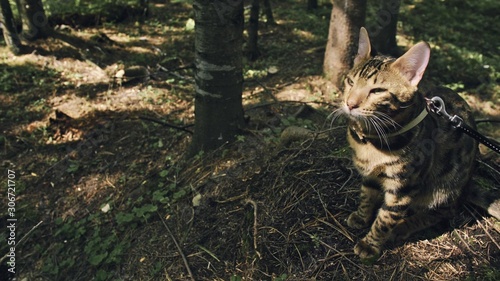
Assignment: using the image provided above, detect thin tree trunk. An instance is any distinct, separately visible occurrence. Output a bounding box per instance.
[323,0,367,89]
[307,0,318,10]
[0,0,22,54]
[370,0,401,56]
[138,0,149,19]
[262,0,275,25]
[247,0,260,60]
[189,0,245,155]
[18,0,50,40]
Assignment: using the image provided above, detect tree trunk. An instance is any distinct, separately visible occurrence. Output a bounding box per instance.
[370,0,401,56]
[138,0,149,20]
[18,0,50,40]
[246,0,260,60]
[0,0,22,54]
[189,0,245,155]
[262,0,275,25]
[323,0,367,89]
[307,0,318,10]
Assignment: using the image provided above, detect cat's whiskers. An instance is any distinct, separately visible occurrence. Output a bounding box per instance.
[359,115,370,132]
[328,108,345,128]
[354,110,401,149]
[331,107,400,149]
[372,111,400,130]
[359,111,399,133]
[367,115,391,148]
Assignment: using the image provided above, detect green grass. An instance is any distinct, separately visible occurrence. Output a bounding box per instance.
[42,0,141,15]
[400,0,500,93]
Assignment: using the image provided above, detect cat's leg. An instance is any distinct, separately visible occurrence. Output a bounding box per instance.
[347,179,383,229]
[354,192,408,263]
[391,206,455,241]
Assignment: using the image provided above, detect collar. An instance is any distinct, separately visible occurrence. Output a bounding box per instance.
[359,107,428,140]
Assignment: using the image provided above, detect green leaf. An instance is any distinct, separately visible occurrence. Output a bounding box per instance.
[173,189,187,200]
[133,204,158,217]
[116,212,135,224]
[230,275,242,281]
[96,269,108,281]
[89,252,108,266]
[108,244,124,263]
[55,217,64,225]
[67,162,80,173]
[153,190,169,203]
[274,274,288,281]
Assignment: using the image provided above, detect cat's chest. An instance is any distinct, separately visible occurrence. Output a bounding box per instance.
[348,134,401,177]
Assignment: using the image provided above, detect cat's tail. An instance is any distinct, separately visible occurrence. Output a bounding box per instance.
[466,179,500,220]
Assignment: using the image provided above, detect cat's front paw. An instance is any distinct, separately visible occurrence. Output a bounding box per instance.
[391,224,411,242]
[354,239,381,264]
[347,211,370,229]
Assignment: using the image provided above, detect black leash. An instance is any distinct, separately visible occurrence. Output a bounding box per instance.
[425,96,500,154]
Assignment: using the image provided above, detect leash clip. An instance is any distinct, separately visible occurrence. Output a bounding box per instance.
[425,96,463,128]
[425,96,500,154]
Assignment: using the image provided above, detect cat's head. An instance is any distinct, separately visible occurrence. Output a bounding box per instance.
[342,27,430,128]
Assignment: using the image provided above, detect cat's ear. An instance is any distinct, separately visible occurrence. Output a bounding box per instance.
[354,27,371,66]
[391,42,431,86]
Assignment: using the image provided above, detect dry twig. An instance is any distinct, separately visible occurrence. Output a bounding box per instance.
[138,115,193,134]
[0,220,43,264]
[158,212,195,281]
[464,204,500,250]
[245,199,262,259]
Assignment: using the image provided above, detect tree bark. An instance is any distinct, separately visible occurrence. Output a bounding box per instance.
[262,0,275,25]
[138,0,149,20]
[370,0,401,56]
[307,0,318,10]
[247,0,260,60]
[18,0,50,40]
[0,0,22,54]
[189,0,245,155]
[323,0,367,89]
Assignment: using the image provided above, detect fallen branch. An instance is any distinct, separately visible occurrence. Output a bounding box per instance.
[245,100,333,111]
[156,64,195,82]
[0,220,43,264]
[245,199,262,259]
[138,115,193,134]
[158,212,195,281]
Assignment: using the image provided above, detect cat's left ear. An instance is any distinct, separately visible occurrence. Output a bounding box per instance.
[354,27,371,66]
[391,42,430,86]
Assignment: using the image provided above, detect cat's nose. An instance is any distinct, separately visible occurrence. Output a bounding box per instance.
[347,101,359,110]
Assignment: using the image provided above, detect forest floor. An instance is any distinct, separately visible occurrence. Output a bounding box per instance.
[1,0,500,280]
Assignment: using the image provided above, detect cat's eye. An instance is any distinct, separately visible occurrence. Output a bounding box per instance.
[369,88,387,94]
[346,77,354,86]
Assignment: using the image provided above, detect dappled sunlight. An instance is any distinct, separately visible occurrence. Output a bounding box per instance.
[59,173,118,219]
[292,29,318,41]
[463,93,500,118]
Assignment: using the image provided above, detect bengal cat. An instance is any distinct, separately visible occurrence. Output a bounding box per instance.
[337,27,499,263]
